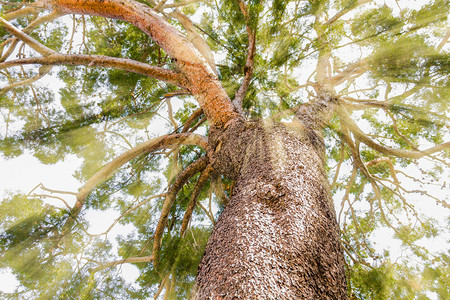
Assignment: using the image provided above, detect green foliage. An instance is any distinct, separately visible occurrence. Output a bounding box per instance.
[1,0,449,298]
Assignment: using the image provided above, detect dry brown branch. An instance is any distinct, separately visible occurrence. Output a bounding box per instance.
[152,156,209,270]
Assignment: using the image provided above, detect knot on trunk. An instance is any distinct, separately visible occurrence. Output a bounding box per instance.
[256,179,285,201]
[208,119,264,180]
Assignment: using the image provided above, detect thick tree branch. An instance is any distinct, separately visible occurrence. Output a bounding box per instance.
[2,11,61,62]
[168,9,217,75]
[0,54,188,87]
[42,0,238,127]
[181,108,204,133]
[330,59,368,86]
[3,3,43,21]
[152,156,209,270]
[232,0,257,114]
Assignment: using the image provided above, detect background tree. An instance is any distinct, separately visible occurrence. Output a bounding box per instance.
[0,0,449,299]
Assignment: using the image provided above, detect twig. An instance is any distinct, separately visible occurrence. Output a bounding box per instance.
[90,256,153,273]
[152,156,209,270]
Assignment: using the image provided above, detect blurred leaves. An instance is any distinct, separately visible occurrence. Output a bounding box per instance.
[1,0,449,299]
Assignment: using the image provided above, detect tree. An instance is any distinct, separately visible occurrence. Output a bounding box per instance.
[0,0,449,298]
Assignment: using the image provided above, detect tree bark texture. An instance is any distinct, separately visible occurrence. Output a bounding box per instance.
[196,120,347,299]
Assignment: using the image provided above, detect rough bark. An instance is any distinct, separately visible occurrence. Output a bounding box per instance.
[195,120,347,299]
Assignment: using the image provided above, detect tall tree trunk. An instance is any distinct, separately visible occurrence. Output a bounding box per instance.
[195,119,347,299]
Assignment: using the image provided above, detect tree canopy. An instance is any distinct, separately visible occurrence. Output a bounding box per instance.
[0,0,449,299]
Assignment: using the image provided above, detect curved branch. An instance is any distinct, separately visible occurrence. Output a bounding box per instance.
[42,0,238,127]
[339,108,450,160]
[1,11,62,61]
[61,133,207,235]
[0,54,188,87]
[3,4,42,21]
[152,156,209,270]
[365,157,400,186]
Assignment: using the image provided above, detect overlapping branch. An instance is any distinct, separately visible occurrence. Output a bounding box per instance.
[180,165,212,236]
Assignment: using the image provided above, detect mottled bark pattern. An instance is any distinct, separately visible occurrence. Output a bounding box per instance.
[197,120,347,299]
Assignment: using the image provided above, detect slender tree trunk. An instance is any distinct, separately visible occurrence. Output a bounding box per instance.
[195,119,347,299]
